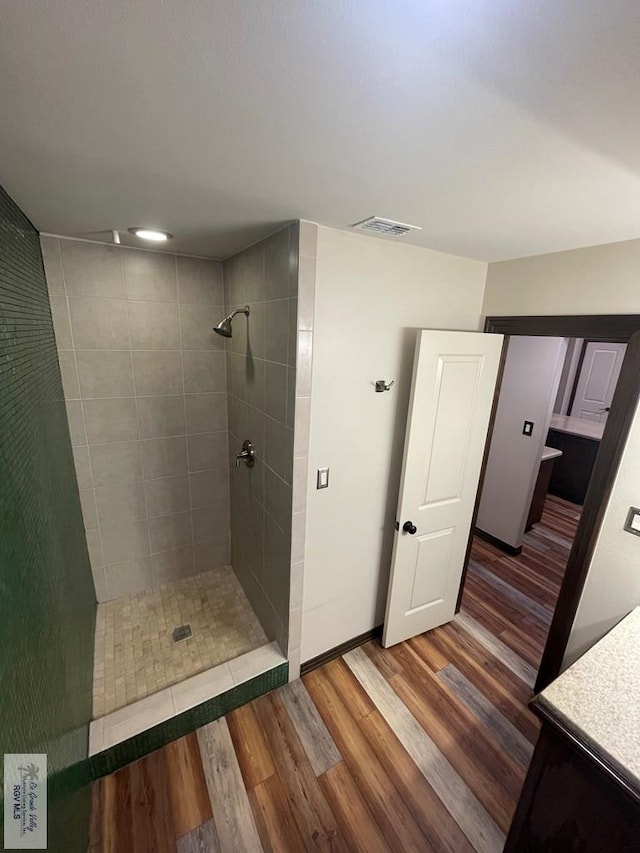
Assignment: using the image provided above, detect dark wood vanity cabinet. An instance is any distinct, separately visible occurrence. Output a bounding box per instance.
[546,428,600,505]
[505,714,640,852]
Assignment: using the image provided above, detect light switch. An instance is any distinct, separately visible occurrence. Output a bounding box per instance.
[522,421,534,436]
[317,467,329,489]
[624,506,640,537]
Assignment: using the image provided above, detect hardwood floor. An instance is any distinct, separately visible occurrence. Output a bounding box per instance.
[90,495,580,853]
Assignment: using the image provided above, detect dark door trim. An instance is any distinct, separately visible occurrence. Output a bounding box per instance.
[476,316,640,692]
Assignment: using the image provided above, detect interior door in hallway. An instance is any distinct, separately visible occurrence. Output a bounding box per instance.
[570,341,627,423]
[383,329,504,647]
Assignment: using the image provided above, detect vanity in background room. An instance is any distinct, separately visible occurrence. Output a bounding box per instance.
[546,414,605,505]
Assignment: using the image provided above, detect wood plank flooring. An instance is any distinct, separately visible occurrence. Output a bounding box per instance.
[91,495,579,852]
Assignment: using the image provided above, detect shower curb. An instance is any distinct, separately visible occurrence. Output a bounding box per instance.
[89,661,288,779]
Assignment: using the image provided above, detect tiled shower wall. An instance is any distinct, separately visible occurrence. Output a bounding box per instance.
[0,186,95,851]
[224,225,299,653]
[43,238,230,601]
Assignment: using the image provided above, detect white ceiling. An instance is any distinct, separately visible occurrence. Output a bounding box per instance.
[1,1,640,260]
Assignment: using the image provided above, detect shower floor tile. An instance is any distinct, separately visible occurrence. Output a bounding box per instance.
[92,565,268,717]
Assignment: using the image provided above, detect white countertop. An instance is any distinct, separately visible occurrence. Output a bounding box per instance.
[549,413,605,441]
[537,607,640,793]
[541,445,563,462]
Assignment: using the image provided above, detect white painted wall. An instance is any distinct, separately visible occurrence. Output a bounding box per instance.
[302,227,487,662]
[553,338,583,415]
[476,336,566,550]
[483,238,640,668]
[483,237,640,317]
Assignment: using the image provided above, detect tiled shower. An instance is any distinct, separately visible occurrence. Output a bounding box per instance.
[42,222,315,734]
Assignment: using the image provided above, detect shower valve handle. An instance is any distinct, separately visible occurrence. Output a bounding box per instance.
[236,439,255,468]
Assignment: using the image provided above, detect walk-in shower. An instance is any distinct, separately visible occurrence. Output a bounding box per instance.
[213,304,250,337]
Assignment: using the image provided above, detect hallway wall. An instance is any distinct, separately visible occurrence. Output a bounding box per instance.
[43,237,229,601]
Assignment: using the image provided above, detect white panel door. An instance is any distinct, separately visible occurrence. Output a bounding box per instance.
[570,342,627,423]
[383,330,503,647]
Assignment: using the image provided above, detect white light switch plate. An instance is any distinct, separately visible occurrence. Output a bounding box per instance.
[623,506,640,536]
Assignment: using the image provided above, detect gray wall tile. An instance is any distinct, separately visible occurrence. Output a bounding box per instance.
[183,350,226,392]
[152,546,194,585]
[128,301,180,349]
[141,436,188,479]
[76,350,134,398]
[223,223,300,648]
[265,416,294,483]
[137,394,186,439]
[124,249,177,302]
[58,350,80,398]
[264,362,287,423]
[149,510,192,553]
[192,502,230,543]
[79,488,98,531]
[40,236,65,294]
[194,537,230,573]
[132,350,183,396]
[179,303,224,350]
[264,228,291,300]
[144,474,190,518]
[60,240,125,298]
[246,357,265,411]
[95,482,147,527]
[264,467,292,533]
[65,400,87,446]
[185,392,227,434]
[48,238,232,597]
[187,431,228,472]
[49,295,73,349]
[177,256,223,304]
[72,445,93,489]
[84,397,139,444]
[90,441,143,487]
[189,469,229,509]
[265,512,291,615]
[105,558,153,599]
[68,298,130,349]
[101,519,150,565]
[264,300,289,364]
[246,301,265,359]
[85,528,104,569]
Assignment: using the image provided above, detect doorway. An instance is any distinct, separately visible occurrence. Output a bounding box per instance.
[465,316,640,691]
[459,332,628,692]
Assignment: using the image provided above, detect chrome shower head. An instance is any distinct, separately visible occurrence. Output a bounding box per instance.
[213,305,250,338]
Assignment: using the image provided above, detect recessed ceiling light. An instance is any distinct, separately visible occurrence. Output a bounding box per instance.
[128,227,173,242]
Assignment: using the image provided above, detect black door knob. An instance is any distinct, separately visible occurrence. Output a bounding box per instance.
[402,521,417,535]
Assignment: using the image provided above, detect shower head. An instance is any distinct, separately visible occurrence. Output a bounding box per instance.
[213,305,250,338]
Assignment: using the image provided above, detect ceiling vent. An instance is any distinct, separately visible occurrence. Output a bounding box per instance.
[352,216,422,237]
